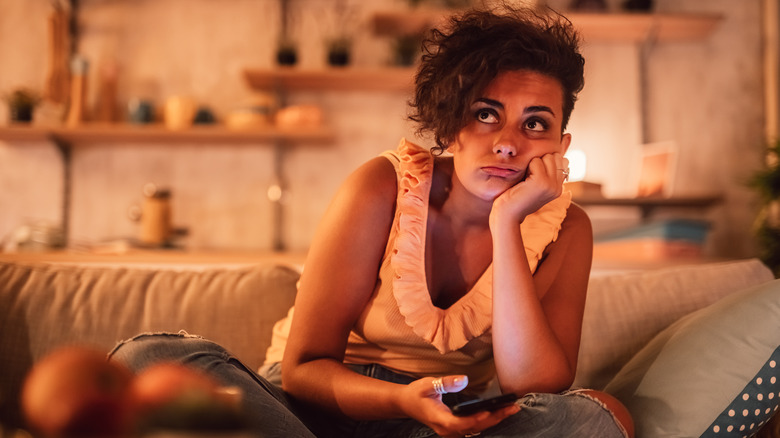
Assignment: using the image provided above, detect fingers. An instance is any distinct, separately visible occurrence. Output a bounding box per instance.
[527,153,569,193]
[430,375,469,395]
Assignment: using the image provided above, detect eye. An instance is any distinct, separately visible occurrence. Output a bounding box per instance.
[475,108,499,124]
[524,117,548,132]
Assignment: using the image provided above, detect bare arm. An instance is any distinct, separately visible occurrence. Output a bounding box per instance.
[489,154,593,395]
[281,156,404,418]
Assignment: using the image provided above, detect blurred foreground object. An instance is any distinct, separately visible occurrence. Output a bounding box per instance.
[21,346,134,438]
[20,346,248,437]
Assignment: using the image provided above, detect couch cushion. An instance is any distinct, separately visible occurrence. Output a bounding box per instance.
[574,259,774,389]
[603,277,780,438]
[0,260,299,428]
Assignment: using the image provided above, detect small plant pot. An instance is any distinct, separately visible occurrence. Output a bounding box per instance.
[326,38,352,67]
[327,50,350,67]
[5,88,40,123]
[277,47,298,66]
[10,105,34,123]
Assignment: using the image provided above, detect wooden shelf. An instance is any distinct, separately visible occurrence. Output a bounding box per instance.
[371,10,723,43]
[243,67,416,92]
[574,194,724,220]
[574,194,723,207]
[0,123,335,145]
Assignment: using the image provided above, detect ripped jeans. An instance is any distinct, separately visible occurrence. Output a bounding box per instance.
[109,332,627,438]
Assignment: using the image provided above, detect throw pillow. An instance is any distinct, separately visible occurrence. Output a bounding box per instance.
[604,278,780,438]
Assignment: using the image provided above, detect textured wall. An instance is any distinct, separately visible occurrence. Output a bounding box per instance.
[0,0,765,258]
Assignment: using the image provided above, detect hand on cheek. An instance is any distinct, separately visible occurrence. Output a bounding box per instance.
[491,153,568,227]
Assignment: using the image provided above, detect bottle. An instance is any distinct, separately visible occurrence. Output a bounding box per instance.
[65,56,89,126]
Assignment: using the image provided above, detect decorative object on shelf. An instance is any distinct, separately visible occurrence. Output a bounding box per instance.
[276,0,300,66]
[326,37,352,66]
[276,40,298,66]
[163,96,197,130]
[3,88,41,123]
[193,106,216,124]
[622,0,653,12]
[128,98,155,124]
[2,220,65,252]
[93,59,119,122]
[569,0,608,12]
[44,2,72,106]
[749,139,780,276]
[275,104,323,129]
[65,56,89,127]
[226,93,277,129]
[129,183,174,248]
[324,0,357,67]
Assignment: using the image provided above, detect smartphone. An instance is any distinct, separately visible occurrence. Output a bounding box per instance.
[450,393,519,417]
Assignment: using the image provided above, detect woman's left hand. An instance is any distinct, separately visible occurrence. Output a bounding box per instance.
[490,152,568,228]
[397,376,520,438]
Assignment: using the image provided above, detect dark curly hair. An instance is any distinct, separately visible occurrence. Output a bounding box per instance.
[408,5,585,154]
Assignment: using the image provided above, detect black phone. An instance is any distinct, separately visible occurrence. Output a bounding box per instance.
[450,393,519,417]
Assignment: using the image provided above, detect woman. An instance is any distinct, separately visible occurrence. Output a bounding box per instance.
[112,5,634,438]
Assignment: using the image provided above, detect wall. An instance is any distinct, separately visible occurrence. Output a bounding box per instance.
[0,0,766,258]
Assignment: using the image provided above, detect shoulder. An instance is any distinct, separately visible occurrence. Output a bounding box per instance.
[340,155,398,205]
[561,202,592,236]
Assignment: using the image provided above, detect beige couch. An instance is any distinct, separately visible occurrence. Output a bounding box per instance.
[1,257,778,437]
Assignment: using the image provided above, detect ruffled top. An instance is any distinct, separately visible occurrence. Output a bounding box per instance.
[386,139,571,353]
[265,138,571,389]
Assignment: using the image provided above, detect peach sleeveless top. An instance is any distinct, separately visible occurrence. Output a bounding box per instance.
[265,139,572,391]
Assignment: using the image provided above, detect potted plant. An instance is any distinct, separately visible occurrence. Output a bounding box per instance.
[326,37,352,67]
[277,39,298,66]
[4,88,41,123]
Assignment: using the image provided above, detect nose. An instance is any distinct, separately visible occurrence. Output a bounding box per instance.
[492,131,518,157]
[493,143,516,157]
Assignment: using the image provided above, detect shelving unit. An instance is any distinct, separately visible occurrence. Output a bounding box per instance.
[3,6,725,253]
[0,123,334,250]
[371,10,723,43]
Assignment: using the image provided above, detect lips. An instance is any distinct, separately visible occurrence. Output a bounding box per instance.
[481,166,521,178]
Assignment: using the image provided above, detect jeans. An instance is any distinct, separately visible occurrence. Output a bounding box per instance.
[109,332,626,438]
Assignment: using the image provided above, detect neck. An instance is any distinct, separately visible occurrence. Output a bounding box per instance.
[440,174,493,229]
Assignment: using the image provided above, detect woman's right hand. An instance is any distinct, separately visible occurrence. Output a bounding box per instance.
[398,376,520,438]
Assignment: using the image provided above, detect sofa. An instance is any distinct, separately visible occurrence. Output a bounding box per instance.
[1,256,778,437]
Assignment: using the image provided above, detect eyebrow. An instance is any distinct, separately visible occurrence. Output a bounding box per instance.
[475,98,556,117]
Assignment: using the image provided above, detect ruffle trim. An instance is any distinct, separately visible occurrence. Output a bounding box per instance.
[390,138,572,354]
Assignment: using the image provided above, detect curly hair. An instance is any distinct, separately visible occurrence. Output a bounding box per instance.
[408,5,585,154]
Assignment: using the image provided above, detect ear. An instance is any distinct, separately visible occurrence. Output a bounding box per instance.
[560,133,572,155]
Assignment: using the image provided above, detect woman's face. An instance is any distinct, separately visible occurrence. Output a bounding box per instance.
[448,70,571,202]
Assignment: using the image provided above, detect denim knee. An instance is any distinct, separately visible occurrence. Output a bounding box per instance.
[108,331,227,373]
[481,391,627,437]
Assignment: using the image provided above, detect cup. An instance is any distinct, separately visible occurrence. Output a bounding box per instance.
[164,96,196,130]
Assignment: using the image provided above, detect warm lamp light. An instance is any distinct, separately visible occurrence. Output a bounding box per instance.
[565,149,587,182]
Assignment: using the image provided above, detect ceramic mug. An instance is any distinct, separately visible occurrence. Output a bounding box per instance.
[164,96,196,130]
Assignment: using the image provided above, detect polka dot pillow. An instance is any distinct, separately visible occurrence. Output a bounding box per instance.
[604,278,780,438]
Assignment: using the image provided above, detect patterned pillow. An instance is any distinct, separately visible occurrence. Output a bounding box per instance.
[604,278,780,438]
